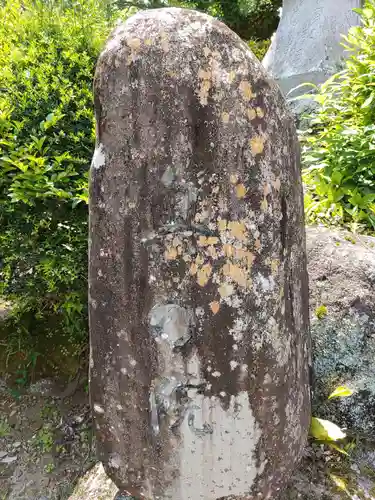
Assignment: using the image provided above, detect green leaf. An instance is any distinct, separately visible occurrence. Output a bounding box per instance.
[310,417,346,441]
[328,386,354,400]
[330,474,350,496]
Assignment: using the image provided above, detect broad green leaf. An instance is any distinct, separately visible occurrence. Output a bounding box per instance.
[328,386,354,400]
[310,417,346,441]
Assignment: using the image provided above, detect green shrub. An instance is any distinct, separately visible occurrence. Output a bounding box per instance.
[0,0,119,378]
[248,38,271,60]
[301,1,375,231]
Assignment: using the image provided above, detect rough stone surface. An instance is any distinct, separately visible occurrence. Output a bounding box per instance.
[307,226,375,437]
[89,7,310,499]
[69,462,118,500]
[263,0,361,103]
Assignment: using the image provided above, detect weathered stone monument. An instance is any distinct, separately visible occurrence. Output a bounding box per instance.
[263,0,362,100]
[89,7,311,499]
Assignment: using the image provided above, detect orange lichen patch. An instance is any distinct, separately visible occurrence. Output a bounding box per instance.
[250,136,265,155]
[254,239,261,251]
[228,221,247,242]
[272,177,281,191]
[189,263,198,275]
[230,174,238,185]
[260,197,268,212]
[256,107,265,118]
[197,263,212,287]
[263,184,271,197]
[210,301,220,315]
[218,282,234,298]
[247,108,257,121]
[239,81,255,101]
[235,183,247,199]
[222,262,247,288]
[222,112,230,124]
[217,218,227,231]
[165,247,178,260]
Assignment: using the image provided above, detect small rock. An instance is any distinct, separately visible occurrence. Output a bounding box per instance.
[0,451,7,459]
[12,441,21,448]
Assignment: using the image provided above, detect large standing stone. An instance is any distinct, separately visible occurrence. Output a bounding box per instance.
[263,0,361,100]
[89,8,310,499]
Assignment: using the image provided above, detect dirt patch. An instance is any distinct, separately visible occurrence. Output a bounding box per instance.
[0,377,94,499]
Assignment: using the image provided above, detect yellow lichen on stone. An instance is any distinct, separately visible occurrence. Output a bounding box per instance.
[195,254,204,266]
[223,244,234,258]
[197,69,212,106]
[144,38,153,46]
[230,174,238,185]
[247,108,257,121]
[222,112,230,124]
[218,218,227,231]
[271,259,279,275]
[239,81,254,101]
[203,46,211,57]
[165,247,178,260]
[228,221,247,242]
[273,177,281,191]
[218,283,234,298]
[235,183,247,199]
[210,301,220,315]
[198,236,219,247]
[260,197,268,212]
[189,263,198,275]
[197,263,212,287]
[222,262,247,288]
[235,249,255,268]
[228,71,236,83]
[160,32,169,53]
[256,107,265,118]
[250,136,265,155]
[127,38,141,51]
[206,245,217,259]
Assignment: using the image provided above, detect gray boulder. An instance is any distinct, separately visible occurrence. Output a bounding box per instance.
[307,226,375,437]
[263,0,361,113]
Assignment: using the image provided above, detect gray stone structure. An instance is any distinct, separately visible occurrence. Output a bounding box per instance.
[263,0,362,99]
[89,8,311,499]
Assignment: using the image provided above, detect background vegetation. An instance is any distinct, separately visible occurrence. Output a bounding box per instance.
[301,1,375,231]
[0,0,280,381]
